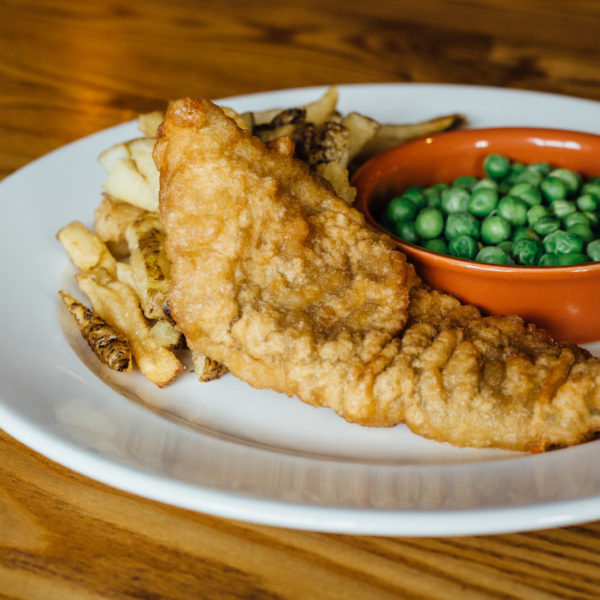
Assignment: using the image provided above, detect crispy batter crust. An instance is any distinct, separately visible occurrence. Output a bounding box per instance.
[396,284,600,450]
[155,98,600,451]
[154,98,409,424]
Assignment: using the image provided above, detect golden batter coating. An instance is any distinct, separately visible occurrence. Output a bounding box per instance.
[155,98,600,451]
[394,284,599,450]
[154,98,410,424]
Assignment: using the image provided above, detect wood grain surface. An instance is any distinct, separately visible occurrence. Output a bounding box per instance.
[3,429,600,600]
[3,1,600,598]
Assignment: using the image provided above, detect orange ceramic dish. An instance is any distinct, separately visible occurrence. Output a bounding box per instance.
[352,127,600,344]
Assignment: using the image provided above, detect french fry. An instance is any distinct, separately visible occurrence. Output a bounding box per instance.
[245,86,339,131]
[150,319,185,349]
[94,194,148,258]
[99,138,159,212]
[354,113,465,164]
[304,85,339,126]
[254,108,306,143]
[298,121,350,167]
[59,290,132,373]
[315,162,356,204]
[76,270,184,387]
[221,106,251,131]
[237,110,254,131]
[57,221,116,276]
[138,110,164,137]
[293,120,355,203]
[101,156,157,211]
[97,142,129,171]
[125,213,170,320]
[246,88,463,204]
[129,138,160,193]
[115,261,135,288]
[342,112,380,162]
[191,351,228,382]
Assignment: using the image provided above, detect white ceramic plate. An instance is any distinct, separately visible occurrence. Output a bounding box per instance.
[2,84,600,537]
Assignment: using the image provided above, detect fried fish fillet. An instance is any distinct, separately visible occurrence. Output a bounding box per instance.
[155,98,411,423]
[155,98,600,452]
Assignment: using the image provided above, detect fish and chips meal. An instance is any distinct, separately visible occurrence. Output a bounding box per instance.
[57,87,600,452]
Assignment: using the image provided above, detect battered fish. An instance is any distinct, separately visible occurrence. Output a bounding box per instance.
[155,98,600,451]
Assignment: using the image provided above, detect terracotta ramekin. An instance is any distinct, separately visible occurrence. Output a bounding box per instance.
[352,127,600,344]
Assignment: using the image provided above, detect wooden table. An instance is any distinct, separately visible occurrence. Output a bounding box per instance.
[3,1,600,597]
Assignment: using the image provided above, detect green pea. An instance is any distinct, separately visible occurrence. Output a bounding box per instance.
[498,196,528,226]
[448,235,478,260]
[422,238,448,255]
[415,207,444,239]
[563,211,590,228]
[497,240,513,254]
[576,193,599,212]
[543,230,584,255]
[499,172,520,189]
[468,188,498,217]
[511,238,542,266]
[532,216,561,236]
[475,246,512,265]
[515,170,543,186]
[548,168,581,196]
[538,253,560,266]
[402,189,426,210]
[484,154,511,181]
[527,162,551,177]
[510,162,526,176]
[423,187,442,208]
[472,178,498,192]
[444,211,480,240]
[587,239,600,261]
[557,252,589,265]
[384,196,417,222]
[512,227,540,242]
[581,181,600,200]
[582,182,600,200]
[497,181,512,195]
[405,185,425,194]
[394,220,420,244]
[567,223,594,243]
[527,204,549,226]
[509,182,542,206]
[550,200,576,219]
[453,175,478,189]
[481,215,512,244]
[433,182,450,192]
[441,187,470,213]
[584,211,600,229]
[540,176,568,202]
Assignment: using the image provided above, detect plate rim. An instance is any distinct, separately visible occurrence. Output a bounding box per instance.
[3,403,596,536]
